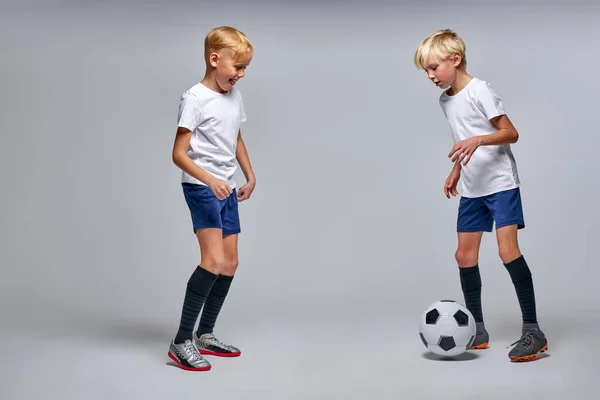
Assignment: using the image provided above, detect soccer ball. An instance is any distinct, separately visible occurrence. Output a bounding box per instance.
[419,300,477,357]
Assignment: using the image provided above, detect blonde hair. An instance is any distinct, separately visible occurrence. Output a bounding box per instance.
[414,29,467,70]
[204,26,253,62]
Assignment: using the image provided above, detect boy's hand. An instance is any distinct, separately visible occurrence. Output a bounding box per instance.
[237,180,255,202]
[449,137,481,166]
[208,178,233,200]
[444,169,460,199]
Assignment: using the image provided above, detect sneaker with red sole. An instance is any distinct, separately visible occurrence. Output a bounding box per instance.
[195,332,241,357]
[168,339,211,371]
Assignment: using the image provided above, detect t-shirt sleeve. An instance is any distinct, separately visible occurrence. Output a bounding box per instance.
[475,81,506,120]
[177,93,202,132]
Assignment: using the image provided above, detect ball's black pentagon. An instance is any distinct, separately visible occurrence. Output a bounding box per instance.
[419,332,428,347]
[453,310,469,326]
[466,334,476,349]
[425,309,440,324]
[440,300,455,303]
[438,336,456,351]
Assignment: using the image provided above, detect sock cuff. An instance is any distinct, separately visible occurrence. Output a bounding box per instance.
[187,265,218,292]
[459,264,480,275]
[503,255,525,267]
[217,274,234,282]
[209,274,234,296]
[503,255,532,283]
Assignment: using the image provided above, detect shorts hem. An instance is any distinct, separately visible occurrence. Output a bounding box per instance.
[192,226,241,235]
[457,226,493,233]
[495,221,525,230]
[193,225,223,233]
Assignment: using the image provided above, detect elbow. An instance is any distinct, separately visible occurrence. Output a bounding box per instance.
[172,150,183,167]
[511,129,519,143]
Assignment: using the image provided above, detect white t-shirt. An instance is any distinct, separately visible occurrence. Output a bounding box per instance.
[177,83,246,189]
[439,77,520,198]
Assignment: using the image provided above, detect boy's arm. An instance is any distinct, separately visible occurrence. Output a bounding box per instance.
[172,127,232,199]
[444,159,462,198]
[236,130,256,185]
[451,158,462,172]
[449,114,519,165]
[235,130,256,202]
[478,114,519,146]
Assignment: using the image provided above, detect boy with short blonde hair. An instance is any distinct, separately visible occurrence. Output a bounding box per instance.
[168,26,256,371]
[414,29,548,362]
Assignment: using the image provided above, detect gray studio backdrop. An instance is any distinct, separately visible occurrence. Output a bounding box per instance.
[1,0,598,342]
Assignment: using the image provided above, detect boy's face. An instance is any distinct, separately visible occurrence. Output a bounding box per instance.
[210,48,252,93]
[423,54,460,90]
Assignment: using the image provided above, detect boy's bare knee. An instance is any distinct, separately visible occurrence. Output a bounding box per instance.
[455,249,478,268]
[221,258,239,276]
[498,247,521,264]
[201,258,228,275]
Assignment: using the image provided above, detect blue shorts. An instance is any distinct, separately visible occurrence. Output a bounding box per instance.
[182,183,241,235]
[457,187,525,232]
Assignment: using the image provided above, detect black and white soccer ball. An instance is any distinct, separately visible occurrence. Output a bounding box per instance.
[419,300,477,357]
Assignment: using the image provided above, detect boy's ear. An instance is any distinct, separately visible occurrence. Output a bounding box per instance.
[452,52,463,67]
[209,52,220,68]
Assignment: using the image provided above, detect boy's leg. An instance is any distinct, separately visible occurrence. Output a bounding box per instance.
[489,188,547,361]
[496,225,548,361]
[175,228,225,342]
[168,228,224,371]
[456,232,488,348]
[496,225,537,324]
[195,234,241,357]
[198,233,238,337]
[195,190,242,357]
[456,196,492,349]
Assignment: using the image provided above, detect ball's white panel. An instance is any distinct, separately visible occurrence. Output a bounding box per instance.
[454,325,476,347]
[432,300,461,316]
[419,320,441,346]
[435,315,458,337]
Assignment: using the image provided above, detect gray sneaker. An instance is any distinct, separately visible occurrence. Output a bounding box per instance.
[168,339,211,371]
[470,330,490,349]
[470,322,489,349]
[508,328,548,362]
[195,332,241,357]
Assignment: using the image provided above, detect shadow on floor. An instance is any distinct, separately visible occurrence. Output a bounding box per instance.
[421,351,479,362]
[32,316,175,347]
[91,319,174,345]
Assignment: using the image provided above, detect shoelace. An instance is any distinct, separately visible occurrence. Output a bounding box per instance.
[506,330,535,349]
[183,340,203,362]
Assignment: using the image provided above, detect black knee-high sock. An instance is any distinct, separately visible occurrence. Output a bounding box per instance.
[459,265,484,323]
[504,255,537,324]
[174,266,218,344]
[198,274,234,336]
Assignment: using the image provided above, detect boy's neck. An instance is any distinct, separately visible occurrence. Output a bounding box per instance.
[447,70,473,96]
[201,71,226,94]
